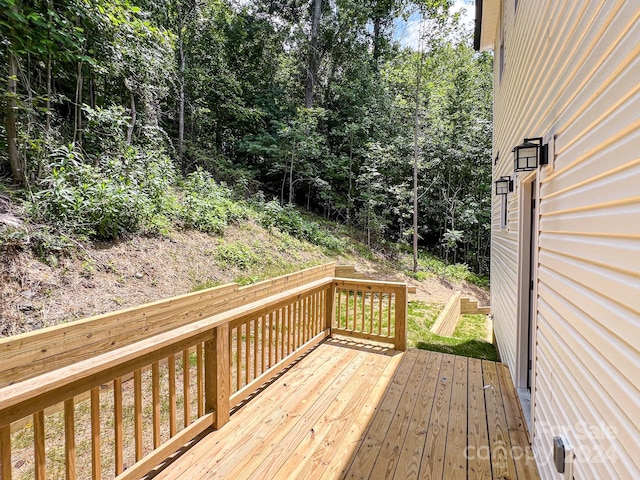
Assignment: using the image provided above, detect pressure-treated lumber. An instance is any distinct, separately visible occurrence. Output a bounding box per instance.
[431,291,462,337]
[0,267,416,480]
[0,264,337,387]
[149,344,539,480]
[1,425,11,480]
[461,297,491,315]
[0,279,333,427]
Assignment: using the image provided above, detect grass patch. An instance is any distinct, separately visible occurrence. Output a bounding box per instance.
[407,300,497,361]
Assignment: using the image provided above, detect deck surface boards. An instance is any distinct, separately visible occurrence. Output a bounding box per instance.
[367,348,431,479]
[417,353,455,479]
[392,351,442,480]
[145,340,539,480]
[443,355,469,480]
[467,357,493,480]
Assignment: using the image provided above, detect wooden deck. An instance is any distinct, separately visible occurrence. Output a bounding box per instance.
[145,339,539,480]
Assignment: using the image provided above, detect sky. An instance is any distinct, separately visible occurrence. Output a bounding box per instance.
[394,0,475,49]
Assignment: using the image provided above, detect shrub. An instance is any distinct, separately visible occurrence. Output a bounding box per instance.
[416,253,489,288]
[29,144,177,240]
[259,200,342,251]
[179,169,248,234]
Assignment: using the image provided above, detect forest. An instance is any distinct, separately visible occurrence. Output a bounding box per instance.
[0,0,493,275]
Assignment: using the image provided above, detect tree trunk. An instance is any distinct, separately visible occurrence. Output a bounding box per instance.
[5,49,23,183]
[178,5,186,173]
[127,91,136,144]
[347,134,353,226]
[304,0,322,108]
[412,24,425,273]
[373,16,382,64]
[73,60,83,146]
[288,140,296,205]
[46,54,51,134]
[89,70,95,109]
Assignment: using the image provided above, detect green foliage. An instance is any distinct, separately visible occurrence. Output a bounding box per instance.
[414,253,489,288]
[190,278,223,292]
[179,169,248,234]
[2,0,493,278]
[214,241,259,270]
[28,143,175,240]
[259,201,342,251]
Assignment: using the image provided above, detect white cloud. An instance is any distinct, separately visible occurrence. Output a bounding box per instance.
[453,0,475,30]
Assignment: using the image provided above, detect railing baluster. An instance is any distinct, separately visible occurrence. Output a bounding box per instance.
[312,292,317,336]
[337,288,342,329]
[235,327,241,392]
[90,387,100,480]
[353,288,358,331]
[304,295,309,343]
[134,369,144,460]
[361,290,366,332]
[113,378,123,476]
[245,323,250,386]
[261,316,266,374]
[287,303,293,356]
[182,350,190,428]
[253,318,258,381]
[387,293,393,337]
[152,362,161,448]
[268,312,277,373]
[378,293,383,336]
[34,410,45,480]
[275,309,281,363]
[292,302,297,350]
[369,291,375,333]
[168,355,176,438]
[197,344,204,418]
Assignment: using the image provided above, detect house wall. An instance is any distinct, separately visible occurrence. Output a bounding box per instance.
[488,1,640,478]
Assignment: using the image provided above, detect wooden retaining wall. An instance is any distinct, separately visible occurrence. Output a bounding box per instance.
[431,292,491,337]
[461,297,491,315]
[430,291,461,337]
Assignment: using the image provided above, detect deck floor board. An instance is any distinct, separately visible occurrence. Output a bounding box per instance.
[147,339,539,480]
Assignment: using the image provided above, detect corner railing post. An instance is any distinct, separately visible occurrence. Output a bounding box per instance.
[394,286,408,351]
[206,324,230,429]
[325,282,335,337]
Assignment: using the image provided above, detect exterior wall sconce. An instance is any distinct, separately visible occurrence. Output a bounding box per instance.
[495,176,513,195]
[513,137,549,171]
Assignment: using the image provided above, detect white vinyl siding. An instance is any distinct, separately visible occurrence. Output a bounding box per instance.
[489,0,640,479]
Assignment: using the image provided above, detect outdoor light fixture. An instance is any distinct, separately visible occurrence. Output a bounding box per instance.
[495,176,513,195]
[513,137,548,171]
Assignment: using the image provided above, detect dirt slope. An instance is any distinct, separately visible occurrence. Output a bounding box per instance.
[0,222,488,337]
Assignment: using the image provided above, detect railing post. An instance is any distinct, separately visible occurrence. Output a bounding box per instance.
[325,282,335,336]
[205,324,230,429]
[394,286,408,351]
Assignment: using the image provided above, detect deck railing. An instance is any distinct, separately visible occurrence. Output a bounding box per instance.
[332,278,407,350]
[0,264,407,480]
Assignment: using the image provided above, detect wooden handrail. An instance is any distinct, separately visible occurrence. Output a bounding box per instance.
[0,267,408,480]
[0,278,333,427]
